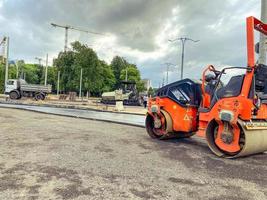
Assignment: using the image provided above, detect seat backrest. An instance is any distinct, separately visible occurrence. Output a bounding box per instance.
[216,75,244,99]
[255,64,267,92]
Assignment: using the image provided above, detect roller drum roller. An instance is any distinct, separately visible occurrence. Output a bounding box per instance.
[233,120,267,158]
[206,119,267,158]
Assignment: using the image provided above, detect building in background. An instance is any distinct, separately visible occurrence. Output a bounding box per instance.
[142,79,152,91]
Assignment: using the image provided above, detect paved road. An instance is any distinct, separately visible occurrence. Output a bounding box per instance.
[0,108,266,200]
[0,103,145,127]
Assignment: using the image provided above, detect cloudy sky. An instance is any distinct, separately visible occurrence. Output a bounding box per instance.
[0,0,261,87]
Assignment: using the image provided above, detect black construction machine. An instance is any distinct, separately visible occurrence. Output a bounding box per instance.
[101,80,142,106]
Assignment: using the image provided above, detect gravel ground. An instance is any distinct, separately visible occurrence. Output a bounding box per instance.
[0,108,266,200]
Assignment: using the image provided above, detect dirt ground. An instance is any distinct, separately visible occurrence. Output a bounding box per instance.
[0,108,266,200]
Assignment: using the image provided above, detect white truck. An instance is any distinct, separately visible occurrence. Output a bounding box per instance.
[5,79,52,100]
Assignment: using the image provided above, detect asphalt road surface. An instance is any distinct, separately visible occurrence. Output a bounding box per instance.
[0,108,266,200]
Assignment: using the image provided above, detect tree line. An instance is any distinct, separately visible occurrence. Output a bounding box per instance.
[0,41,145,96]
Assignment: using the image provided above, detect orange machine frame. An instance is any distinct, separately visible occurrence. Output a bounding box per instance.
[197,16,267,153]
[148,97,199,133]
[147,16,267,144]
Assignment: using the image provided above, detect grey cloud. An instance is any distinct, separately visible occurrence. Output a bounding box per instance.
[0,0,261,86]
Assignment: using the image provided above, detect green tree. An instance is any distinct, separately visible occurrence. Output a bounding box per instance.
[0,42,146,95]
[54,51,76,92]
[54,41,116,96]
[99,60,116,93]
[0,63,4,93]
[21,64,43,84]
[72,41,103,95]
[8,65,17,79]
[110,56,127,88]
[47,67,58,91]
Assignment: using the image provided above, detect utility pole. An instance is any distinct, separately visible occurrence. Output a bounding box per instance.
[15,61,19,78]
[0,38,5,63]
[162,75,165,87]
[166,65,169,85]
[64,27,68,52]
[57,71,60,96]
[259,0,267,64]
[120,56,128,81]
[163,62,176,84]
[4,37,9,88]
[79,68,83,99]
[45,54,48,86]
[169,37,199,80]
[8,60,19,79]
[35,56,48,85]
[125,67,128,81]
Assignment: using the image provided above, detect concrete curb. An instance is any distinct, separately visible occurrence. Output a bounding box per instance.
[0,104,145,128]
[0,100,146,116]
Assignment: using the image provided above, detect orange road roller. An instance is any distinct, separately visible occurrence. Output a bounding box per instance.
[145,16,267,158]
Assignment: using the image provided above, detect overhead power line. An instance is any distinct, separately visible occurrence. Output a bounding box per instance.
[169,37,199,80]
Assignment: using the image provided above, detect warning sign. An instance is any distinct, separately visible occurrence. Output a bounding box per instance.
[184,114,190,121]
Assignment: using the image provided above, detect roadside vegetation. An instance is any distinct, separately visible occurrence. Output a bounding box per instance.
[0,41,145,96]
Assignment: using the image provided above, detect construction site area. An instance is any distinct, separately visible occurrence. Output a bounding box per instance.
[0,0,267,200]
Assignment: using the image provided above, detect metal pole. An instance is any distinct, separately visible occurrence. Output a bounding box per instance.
[45,53,48,86]
[169,37,198,80]
[64,27,68,52]
[166,65,169,84]
[259,0,267,64]
[181,39,185,80]
[16,62,19,78]
[163,62,175,85]
[4,37,9,88]
[79,68,83,98]
[125,67,128,81]
[57,70,60,96]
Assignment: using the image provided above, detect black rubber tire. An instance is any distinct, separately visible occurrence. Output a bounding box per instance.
[146,113,194,140]
[10,91,19,100]
[35,93,42,101]
[40,94,45,100]
[145,114,162,139]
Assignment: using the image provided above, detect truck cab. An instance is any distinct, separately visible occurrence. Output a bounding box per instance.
[5,79,20,94]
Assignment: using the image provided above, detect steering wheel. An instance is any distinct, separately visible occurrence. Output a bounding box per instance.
[206,65,224,101]
[208,65,222,77]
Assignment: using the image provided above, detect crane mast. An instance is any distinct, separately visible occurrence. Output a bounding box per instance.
[51,23,104,52]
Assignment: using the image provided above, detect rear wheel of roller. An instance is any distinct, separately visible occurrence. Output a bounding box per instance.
[145,110,194,140]
[145,110,173,139]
